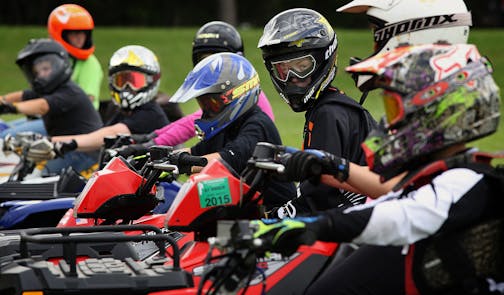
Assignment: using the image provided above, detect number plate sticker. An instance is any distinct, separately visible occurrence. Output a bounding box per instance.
[197,177,232,208]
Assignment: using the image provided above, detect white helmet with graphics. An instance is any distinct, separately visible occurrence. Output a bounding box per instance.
[108,45,161,110]
[337,0,472,90]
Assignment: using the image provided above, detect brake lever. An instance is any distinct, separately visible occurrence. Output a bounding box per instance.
[151,162,178,174]
[253,162,285,173]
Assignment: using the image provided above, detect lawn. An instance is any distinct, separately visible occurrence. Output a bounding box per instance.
[0,26,502,152]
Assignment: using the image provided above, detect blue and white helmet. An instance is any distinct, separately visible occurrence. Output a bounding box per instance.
[170,52,259,141]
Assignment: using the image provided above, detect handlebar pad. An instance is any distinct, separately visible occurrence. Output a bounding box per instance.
[175,152,208,167]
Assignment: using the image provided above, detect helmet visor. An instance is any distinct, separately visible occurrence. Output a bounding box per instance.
[271,55,316,82]
[197,94,226,119]
[24,54,66,89]
[194,52,215,65]
[111,70,149,91]
[383,90,405,126]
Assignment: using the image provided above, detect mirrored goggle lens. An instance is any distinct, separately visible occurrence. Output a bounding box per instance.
[197,95,226,118]
[271,55,316,82]
[383,90,404,126]
[112,71,148,91]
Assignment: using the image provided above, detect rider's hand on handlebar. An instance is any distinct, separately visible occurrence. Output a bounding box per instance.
[0,101,18,114]
[284,150,350,183]
[53,139,78,157]
[113,143,149,158]
[130,132,157,144]
[250,217,323,256]
[26,137,56,162]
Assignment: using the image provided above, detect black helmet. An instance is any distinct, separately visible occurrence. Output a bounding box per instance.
[258,8,338,112]
[16,38,72,94]
[192,21,244,66]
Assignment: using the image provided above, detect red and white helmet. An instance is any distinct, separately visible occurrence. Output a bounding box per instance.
[337,0,472,89]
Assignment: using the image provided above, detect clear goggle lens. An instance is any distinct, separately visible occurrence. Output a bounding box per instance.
[271,55,316,82]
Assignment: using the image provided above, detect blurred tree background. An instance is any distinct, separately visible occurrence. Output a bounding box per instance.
[0,0,502,28]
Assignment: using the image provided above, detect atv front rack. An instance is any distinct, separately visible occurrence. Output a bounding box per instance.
[1,225,193,294]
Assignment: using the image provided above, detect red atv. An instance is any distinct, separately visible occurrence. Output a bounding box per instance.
[0,143,340,294]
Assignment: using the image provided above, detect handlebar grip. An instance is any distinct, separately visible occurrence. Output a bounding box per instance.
[176,152,208,167]
[283,146,299,154]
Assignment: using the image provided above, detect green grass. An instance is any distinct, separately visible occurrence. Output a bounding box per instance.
[0,26,503,152]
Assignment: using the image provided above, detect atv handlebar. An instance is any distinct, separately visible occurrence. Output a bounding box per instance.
[148,146,207,174]
[174,152,208,168]
[197,220,270,295]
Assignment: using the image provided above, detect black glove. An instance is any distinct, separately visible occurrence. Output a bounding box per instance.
[283,151,322,182]
[113,143,149,158]
[307,149,350,182]
[130,132,157,144]
[0,102,18,114]
[53,139,78,157]
[284,150,349,183]
[250,215,332,256]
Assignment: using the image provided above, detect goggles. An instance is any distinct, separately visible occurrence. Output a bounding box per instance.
[197,94,227,119]
[271,55,316,82]
[382,90,405,127]
[111,70,151,91]
[383,80,451,127]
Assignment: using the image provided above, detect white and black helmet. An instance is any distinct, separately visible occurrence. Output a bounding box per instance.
[337,0,472,89]
[108,45,161,110]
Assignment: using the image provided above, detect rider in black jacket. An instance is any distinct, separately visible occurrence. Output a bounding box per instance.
[170,52,296,212]
[258,8,378,214]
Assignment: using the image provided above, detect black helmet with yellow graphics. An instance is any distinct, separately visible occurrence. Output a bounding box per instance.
[192,21,244,66]
[258,8,338,112]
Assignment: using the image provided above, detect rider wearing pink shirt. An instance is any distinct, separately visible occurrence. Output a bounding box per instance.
[153,91,273,146]
[131,21,275,147]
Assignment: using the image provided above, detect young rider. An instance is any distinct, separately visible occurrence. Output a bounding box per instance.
[168,52,296,211]
[50,45,169,157]
[124,21,275,151]
[251,43,503,295]
[0,38,103,175]
[0,4,103,138]
[258,8,378,214]
[48,3,103,109]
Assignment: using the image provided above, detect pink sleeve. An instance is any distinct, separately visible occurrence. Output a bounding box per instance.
[153,110,202,146]
[257,91,275,121]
